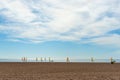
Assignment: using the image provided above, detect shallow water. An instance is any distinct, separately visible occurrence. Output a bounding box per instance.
[0,59,120,63]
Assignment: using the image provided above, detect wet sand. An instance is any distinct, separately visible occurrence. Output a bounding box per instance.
[0,62,120,80]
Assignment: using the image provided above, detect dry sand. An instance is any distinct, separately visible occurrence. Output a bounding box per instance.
[0,62,120,80]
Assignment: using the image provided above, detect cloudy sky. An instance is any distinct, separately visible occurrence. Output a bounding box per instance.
[0,0,120,59]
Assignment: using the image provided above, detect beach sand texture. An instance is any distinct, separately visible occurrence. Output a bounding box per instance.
[0,62,120,80]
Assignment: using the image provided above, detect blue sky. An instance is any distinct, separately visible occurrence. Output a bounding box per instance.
[0,0,120,59]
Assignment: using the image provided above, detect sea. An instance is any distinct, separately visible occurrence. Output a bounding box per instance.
[0,58,120,63]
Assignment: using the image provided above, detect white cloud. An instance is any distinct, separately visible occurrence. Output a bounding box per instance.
[0,0,36,23]
[90,34,120,47]
[0,0,120,46]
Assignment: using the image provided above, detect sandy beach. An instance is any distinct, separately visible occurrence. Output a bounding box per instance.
[0,62,120,80]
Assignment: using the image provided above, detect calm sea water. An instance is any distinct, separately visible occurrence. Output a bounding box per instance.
[0,59,120,63]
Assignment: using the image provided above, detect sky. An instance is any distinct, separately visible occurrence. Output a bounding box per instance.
[0,0,120,59]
